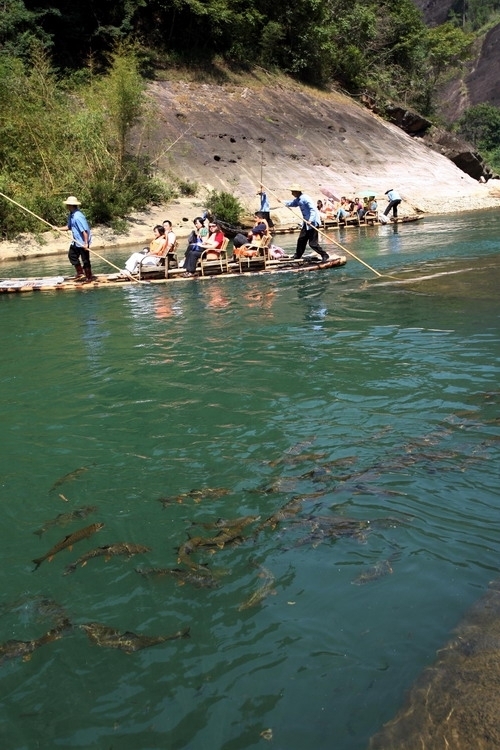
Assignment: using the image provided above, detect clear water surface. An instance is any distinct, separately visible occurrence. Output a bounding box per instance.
[1,210,499,749]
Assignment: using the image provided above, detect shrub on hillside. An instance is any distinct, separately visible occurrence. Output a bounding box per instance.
[205,190,242,225]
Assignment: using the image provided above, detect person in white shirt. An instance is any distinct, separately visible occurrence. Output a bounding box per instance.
[384,189,402,219]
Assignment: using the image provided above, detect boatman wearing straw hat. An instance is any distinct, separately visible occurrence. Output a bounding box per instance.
[63,196,93,281]
[285,185,329,263]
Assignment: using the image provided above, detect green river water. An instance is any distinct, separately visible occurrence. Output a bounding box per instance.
[0,210,499,749]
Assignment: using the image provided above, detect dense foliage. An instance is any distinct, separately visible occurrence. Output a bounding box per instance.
[205,190,243,226]
[456,103,500,171]
[0,0,477,101]
[448,0,500,31]
[0,46,168,237]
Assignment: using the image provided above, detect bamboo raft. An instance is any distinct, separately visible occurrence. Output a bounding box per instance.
[0,253,347,295]
[275,214,423,234]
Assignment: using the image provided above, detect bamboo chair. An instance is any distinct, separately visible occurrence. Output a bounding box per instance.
[237,233,271,272]
[138,240,179,279]
[199,237,230,276]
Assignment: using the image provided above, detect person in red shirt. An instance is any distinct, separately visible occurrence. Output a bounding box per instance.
[183,221,225,276]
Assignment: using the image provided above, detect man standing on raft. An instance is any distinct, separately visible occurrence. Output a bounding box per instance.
[285,185,329,263]
[383,188,402,219]
[63,196,93,281]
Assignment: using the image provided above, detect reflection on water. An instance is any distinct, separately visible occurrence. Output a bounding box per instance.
[0,211,500,750]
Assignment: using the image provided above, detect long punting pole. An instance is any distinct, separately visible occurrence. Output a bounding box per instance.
[0,190,141,282]
[261,184,392,279]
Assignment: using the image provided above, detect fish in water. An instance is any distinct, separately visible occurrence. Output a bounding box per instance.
[255,497,303,535]
[194,514,261,531]
[283,439,316,456]
[136,566,220,589]
[33,505,98,537]
[32,597,71,629]
[158,487,230,507]
[49,465,93,492]
[32,522,104,570]
[64,543,151,575]
[0,595,70,631]
[351,559,394,585]
[238,567,276,611]
[176,537,209,570]
[0,618,72,665]
[290,515,372,548]
[177,529,243,569]
[80,622,190,653]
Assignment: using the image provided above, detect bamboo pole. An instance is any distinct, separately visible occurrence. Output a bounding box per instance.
[0,191,142,283]
[150,124,194,166]
[262,183,395,279]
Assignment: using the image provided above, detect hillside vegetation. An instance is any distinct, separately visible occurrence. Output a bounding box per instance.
[0,0,499,237]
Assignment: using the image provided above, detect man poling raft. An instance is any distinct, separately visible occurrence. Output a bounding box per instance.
[62,196,93,281]
[284,185,330,264]
[263,182,391,279]
[0,190,141,284]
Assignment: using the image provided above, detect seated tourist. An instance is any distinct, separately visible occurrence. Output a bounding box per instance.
[336,197,351,222]
[187,217,208,247]
[183,221,225,277]
[233,216,269,259]
[249,215,268,241]
[364,197,378,221]
[184,217,209,265]
[162,219,177,252]
[353,197,365,220]
[123,225,168,274]
[317,200,327,223]
[253,211,269,232]
[322,198,336,217]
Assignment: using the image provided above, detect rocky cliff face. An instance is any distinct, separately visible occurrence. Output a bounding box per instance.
[141,77,499,220]
[412,0,455,25]
[439,23,500,120]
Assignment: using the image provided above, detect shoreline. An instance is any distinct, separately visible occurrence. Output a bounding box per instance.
[1,190,499,266]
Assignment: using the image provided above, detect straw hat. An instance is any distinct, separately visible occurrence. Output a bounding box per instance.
[289,184,302,193]
[64,195,81,205]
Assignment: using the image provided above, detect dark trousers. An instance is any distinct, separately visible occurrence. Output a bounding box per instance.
[384,199,401,218]
[185,246,204,274]
[260,211,274,228]
[232,233,248,249]
[68,243,90,269]
[295,225,322,258]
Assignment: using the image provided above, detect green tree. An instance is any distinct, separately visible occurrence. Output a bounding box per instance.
[427,22,474,87]
[456,103,500,149]
[206,190,242,225]
[449,0,500,31]
[96,45,145,170]
[0,0,55,59]
[0,46,167,237]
